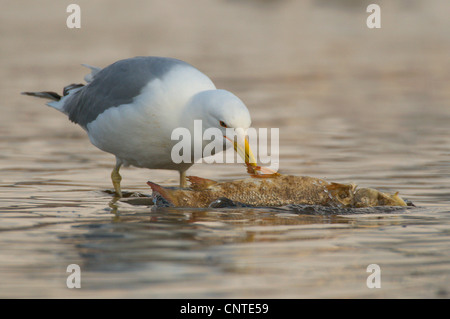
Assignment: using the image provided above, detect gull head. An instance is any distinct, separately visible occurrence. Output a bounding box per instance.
[183,89,257,166]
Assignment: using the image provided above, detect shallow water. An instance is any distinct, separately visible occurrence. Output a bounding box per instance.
[1,0,450,298]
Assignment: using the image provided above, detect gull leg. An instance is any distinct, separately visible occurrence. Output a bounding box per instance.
[179,170,187,188]
[111,159,123,197]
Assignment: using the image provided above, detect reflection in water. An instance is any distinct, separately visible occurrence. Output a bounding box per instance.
[0,0,450,298]
[31,203,444,298]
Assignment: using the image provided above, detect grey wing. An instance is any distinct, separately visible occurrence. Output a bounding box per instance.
[62,56,191,128]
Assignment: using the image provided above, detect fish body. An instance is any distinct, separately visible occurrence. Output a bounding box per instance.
[147,175,407,208]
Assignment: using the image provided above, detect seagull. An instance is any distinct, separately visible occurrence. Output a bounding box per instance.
[22,56,256,197]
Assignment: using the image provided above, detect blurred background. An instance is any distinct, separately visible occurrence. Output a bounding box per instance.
[0,0,449,298]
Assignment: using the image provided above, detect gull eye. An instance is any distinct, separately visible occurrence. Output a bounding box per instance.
[219,121,228,128]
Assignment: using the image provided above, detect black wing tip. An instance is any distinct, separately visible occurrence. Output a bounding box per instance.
[22,83,85,101]
[63,83,84,96]
[21,91,61,101]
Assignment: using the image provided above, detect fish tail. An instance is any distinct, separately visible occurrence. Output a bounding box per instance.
[147,181,177,204]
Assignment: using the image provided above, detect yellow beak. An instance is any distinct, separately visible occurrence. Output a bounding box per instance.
[225,135,257,167]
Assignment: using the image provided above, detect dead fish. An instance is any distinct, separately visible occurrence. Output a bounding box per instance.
[146,174,407,208]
